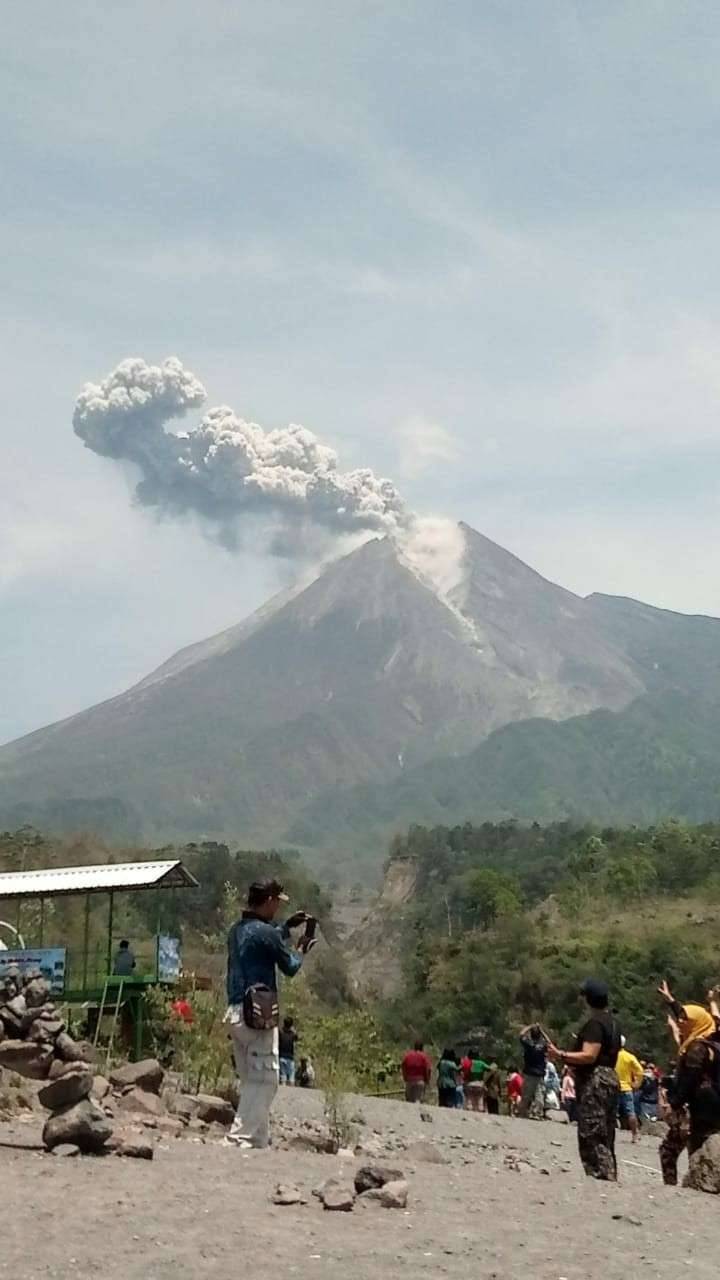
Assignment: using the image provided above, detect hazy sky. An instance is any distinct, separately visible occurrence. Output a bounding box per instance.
[3,1,720,744]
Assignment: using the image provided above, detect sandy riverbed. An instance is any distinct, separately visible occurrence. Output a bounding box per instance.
[2,1087,715,1280]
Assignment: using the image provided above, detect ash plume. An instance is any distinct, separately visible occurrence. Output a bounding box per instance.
[73,357,408,554]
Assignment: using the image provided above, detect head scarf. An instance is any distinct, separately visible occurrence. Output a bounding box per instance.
[678,1003,716,1054]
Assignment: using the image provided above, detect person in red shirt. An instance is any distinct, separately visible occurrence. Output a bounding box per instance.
[401,1040,432,1103]
[171,996,193,1024]
[506,1068,524,1116]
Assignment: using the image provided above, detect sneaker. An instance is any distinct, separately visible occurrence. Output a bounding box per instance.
[221,1137,254,1150]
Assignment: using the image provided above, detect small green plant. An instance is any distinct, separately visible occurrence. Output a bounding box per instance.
[323,1081,357,1153]
[144,983,234,1095]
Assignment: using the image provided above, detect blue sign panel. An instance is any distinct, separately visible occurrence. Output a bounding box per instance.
[0,947,67,994]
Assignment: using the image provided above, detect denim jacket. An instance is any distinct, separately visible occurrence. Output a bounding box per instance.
[226,912,302,1005]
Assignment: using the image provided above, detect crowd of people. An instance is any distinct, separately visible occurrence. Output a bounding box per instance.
[220,877,720,1192]
[402,1043,508,1114]
[400,977,720,1186]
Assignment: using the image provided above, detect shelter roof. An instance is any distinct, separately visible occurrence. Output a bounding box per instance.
[0,860,198,899]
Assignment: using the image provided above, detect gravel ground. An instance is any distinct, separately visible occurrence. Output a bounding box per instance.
[1,1088,716,1280]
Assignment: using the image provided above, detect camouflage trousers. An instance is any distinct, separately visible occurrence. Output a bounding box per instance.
[653,1105,707,1182]
[576,1066,619,1181]
[660,1110,694,1186]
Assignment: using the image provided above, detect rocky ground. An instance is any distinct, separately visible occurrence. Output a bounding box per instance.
[1,1085,717,1280]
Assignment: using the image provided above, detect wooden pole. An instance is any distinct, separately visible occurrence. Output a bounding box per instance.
[155,887,163,982]
[106,890,114,976]
[82,894,90,993]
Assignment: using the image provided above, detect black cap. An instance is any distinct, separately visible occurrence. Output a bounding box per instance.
[247,878,289,907]
[580,977,609,1008]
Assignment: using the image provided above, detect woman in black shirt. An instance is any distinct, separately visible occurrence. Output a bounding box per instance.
[547,978,621,1181]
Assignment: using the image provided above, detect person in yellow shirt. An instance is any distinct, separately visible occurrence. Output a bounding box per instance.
[615,1036,644,1142]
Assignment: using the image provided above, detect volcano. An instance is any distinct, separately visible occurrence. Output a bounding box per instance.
[1,523,719,852]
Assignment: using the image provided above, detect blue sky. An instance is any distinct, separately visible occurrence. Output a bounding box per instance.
[3,1,720,742]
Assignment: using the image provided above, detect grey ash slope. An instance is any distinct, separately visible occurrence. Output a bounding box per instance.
[0,524,718,849]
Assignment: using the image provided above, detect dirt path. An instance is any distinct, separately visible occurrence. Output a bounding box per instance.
[3,1089,716,1279]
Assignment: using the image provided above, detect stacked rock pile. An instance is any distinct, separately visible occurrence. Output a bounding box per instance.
[0,964,112,1154]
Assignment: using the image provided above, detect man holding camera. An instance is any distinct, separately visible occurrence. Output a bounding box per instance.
[224,878,316,1149]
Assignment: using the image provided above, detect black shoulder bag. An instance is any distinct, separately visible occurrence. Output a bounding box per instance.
[243,984,279,1030]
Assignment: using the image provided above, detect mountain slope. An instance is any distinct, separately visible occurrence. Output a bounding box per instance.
[287,688,720,852]
[1,524,719,849]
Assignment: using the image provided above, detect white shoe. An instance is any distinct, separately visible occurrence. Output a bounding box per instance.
[221,1137,254,1150]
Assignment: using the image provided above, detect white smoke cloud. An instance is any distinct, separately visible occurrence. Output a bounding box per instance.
[73,357,409,555]
[72,357,476,629]
[397,516,467,598]
[396,516,481,646]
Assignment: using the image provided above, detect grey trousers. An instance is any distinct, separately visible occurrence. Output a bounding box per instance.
[227,1021,279,1148]
[518,1074,545,1120]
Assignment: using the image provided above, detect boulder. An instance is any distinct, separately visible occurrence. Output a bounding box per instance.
[110,1058,164,1095]
[154,1115,184,1136]
[272,1184,306,1205]
[193,1094,235,1127]
[290,1132,336,1155]
[167,1093,196,1121]
[38,1066,93,1111]
[318,1179,355,1212]
[115,1140,154,1160]
[92,1075,111,1100]
[0,970,20,1001]
[42,1098,113,1153]
[24,978,51,1008]
[118,1087,164,1117]
[49,1058,83,1081]
[360,1179,409,1210]
[21,1005,51,1031]
[354,1165,405,1195]
[0,1007,23,1035]
[684,1133,720,1194]
[54,1032,90,1063]
[0,1040,53,1080]
[29,1018,65,1044]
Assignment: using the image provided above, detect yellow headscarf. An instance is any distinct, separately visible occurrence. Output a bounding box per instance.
[678,1004,716,1054]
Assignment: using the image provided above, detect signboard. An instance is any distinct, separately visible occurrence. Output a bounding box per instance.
[0,947,67,994]
[156,935,181,982]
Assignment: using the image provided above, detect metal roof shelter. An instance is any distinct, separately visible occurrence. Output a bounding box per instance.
[0,859,198,899]
[0,859,199,1059]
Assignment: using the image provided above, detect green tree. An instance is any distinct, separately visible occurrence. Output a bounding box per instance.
[456,868,522,929]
